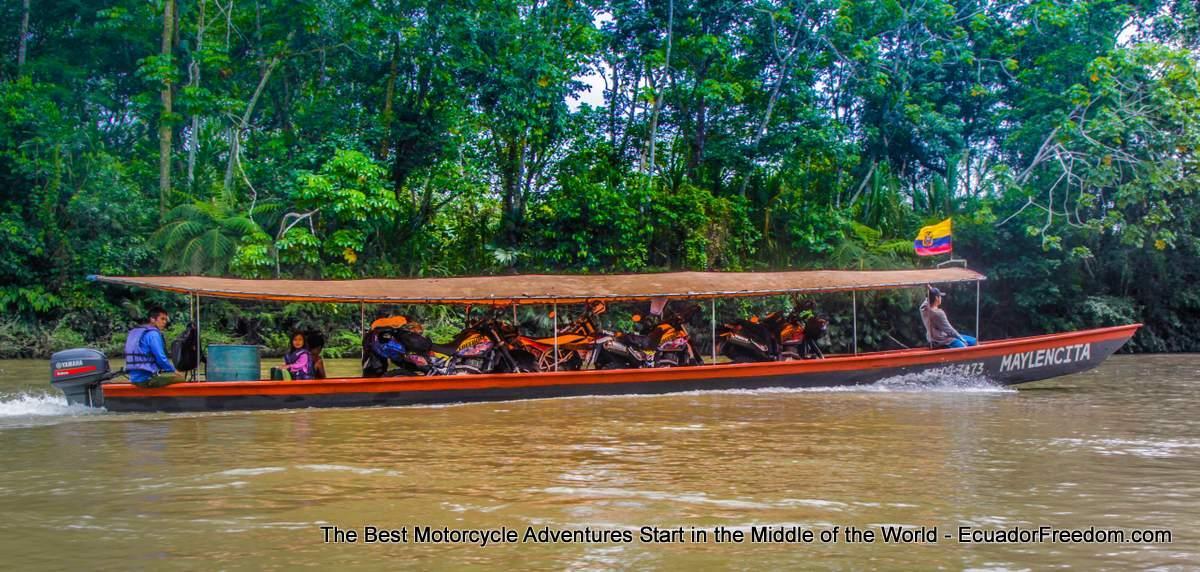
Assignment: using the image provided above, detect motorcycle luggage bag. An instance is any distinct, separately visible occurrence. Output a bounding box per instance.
[170,322,202,372]
[398,330,432,353]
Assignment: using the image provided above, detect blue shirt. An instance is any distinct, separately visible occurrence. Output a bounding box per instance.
[128,328,176,383]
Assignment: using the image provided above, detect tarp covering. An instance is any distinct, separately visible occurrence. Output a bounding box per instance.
[91,268,985,305]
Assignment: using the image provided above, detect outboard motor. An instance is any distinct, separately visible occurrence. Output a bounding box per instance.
[49,348,116,407]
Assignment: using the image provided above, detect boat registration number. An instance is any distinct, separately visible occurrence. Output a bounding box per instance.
[925,361,985,377]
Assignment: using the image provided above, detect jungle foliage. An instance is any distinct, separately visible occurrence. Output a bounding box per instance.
[0,0,1197,356]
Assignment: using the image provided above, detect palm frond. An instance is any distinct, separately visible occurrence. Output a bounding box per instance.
[179,236,207,274]
[163,203,206,221]
[877,239,917,258]
[220,216,264,237]
[162,221,208,249]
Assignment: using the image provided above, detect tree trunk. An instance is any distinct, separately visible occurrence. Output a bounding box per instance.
[379,36,399,159]
[644,74,660,175]
[691,100,707,179]
[17,0,29,70]
[643,0,672,177]
[498,135,527,247]
[500,142,517,244]
[617,65,641,161]
[606,58,619,148]
[159,0,176,215]
[222,32,292,197]
[222,60,276,197]
[389,61,433,199]
[186,0,206,189]
[738,26,801,197]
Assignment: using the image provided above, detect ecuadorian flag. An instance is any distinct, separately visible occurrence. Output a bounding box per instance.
[914,218,952,256]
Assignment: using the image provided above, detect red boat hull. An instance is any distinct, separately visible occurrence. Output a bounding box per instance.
[100,324,1140,413]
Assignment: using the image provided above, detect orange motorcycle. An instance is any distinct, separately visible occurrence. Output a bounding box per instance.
[508,301,607,371]
[629,302,703,367]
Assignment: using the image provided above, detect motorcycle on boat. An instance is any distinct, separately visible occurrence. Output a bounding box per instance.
[509,300,704,370]
[716,317,776,363]
[363,317,452,377]
[626,302,704,368]
[717,301,828,362]
[447,309,536,375]
[508,302,606,372]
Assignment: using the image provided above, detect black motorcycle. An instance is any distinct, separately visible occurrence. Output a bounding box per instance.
[718,302,828,362]
[447,309,536,375]
[716,317,775,363]
[590,330,654,370]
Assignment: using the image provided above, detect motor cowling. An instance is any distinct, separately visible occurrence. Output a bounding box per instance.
[50,348,112,408]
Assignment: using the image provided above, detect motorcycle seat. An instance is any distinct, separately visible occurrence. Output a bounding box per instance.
[619,333,652,349]
[430,343,459,355]
[533,334,589,346]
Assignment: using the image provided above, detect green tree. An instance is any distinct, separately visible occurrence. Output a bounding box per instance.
[275,149,401,278]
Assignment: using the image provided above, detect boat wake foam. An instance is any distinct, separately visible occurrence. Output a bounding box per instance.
[404,371,1017,410]
[0,390,103,420]
[852,370,1015,393]
[662,370,1014,396]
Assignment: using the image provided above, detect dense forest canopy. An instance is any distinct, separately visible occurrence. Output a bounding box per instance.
[1,0,1197,357]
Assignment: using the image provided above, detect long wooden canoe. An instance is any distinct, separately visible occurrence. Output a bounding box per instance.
[97,324,1139,413]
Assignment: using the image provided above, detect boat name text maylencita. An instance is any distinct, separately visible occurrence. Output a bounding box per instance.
[1000,344,1091,373]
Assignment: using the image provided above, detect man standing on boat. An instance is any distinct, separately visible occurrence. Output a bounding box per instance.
[124,307,183,387]
[921,287,977,349]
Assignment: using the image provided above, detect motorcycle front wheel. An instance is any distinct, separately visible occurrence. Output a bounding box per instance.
[499,349,538,374]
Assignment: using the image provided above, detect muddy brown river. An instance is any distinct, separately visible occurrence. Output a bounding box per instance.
[1,355,1196,569]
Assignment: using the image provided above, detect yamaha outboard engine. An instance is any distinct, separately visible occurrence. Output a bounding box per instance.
[50,348,115,407]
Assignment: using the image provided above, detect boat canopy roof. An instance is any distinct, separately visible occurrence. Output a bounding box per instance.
[91,268,984,305]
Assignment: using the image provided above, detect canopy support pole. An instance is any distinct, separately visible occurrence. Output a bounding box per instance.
[513,304,518,324]
[359,301,365,365]
[196,294,203,381]
[710,298,717,365]
[553,302,558,371]
[189,293,197,382]
[975,281,981,340]
[852,291,858,355]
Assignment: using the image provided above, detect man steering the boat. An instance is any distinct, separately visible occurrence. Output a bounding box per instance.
[920,286,977,349]
[124,307,184,387]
